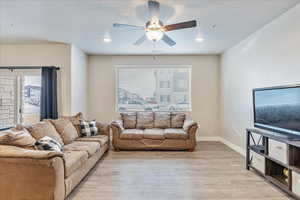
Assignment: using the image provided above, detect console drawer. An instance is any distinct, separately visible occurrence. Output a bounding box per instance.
[250,150,265,174]
[268,139,287,164]
[292,171,300,196]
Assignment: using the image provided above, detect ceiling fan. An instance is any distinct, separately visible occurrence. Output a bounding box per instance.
[113,0,197,46]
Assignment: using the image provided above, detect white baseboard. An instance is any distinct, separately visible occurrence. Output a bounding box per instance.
[196,136,221,141]
[219,138,245,156]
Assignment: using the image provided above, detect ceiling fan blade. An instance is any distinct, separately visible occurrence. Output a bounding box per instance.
[162,34,176,46]
[164,20,197,32]
[134,34,147,45]
[113,23,144,30]
[148,0,160,19]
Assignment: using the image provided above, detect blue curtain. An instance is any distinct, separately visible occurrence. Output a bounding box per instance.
[40,67,58,120]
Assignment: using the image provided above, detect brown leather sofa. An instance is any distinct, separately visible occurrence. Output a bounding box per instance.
[0,113,110,200]
[111,112,198,151]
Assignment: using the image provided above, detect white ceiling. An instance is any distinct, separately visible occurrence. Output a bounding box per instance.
[0,0,299,55]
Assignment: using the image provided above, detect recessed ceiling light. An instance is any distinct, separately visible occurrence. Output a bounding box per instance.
[103,38,111,43]
[195,37,204,43]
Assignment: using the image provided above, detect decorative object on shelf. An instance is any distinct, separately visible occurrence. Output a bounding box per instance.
[113,0,197,46]
[283,168,289,183]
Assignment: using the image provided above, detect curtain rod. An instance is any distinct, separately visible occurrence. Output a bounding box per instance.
[0,66,60,70]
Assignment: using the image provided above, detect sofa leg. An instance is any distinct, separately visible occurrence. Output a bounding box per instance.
[114,147,120,152]
[188,148,195,152]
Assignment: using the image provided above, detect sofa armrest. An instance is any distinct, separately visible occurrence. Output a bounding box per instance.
[110,121,123,150]
[0,145,63,159]
[183,119,197,131]
[0,145,65,200]
[183,119,198,138]
[111,120,124,131]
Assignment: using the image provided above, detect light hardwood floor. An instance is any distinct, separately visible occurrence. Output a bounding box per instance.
[68,142,292,200]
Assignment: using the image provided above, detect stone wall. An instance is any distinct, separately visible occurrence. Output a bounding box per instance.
[0,76,16,129]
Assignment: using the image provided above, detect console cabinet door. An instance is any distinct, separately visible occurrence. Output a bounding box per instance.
[292,171,300,196]
[268,139,287,164]
[250,150,265,174]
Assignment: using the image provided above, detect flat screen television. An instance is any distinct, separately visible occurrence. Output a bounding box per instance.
[253,85,300,136]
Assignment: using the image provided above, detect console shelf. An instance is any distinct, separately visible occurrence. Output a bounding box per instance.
[246,128,300,199]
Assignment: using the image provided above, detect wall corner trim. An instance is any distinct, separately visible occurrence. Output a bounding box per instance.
[220,138,246,156]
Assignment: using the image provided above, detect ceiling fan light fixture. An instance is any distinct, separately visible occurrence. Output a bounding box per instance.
[146,30,164,42]
[113,1,197,46]
[145,19,164,42]
[195,37,204,42]
[103,37,111,43]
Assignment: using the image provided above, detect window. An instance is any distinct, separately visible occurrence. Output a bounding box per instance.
[160,81,170,88]
[160,95,170,103]
[0,69,41,129]
[116,66,191,112]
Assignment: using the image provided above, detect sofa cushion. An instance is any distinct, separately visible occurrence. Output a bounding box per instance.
[164,128,188,139]
[143,129,165,140]
[63,141,100,157]
[62,112,84,136]
[120,129,143,140]
[75,135,108,146]
[0,128,36,148]
[50,118,78,144]
[170,113,186,128]
[26,121,64,146]
[154,112,171,128]
[63,150,88,178]
[136,112,154,129]
[121,112,137,129]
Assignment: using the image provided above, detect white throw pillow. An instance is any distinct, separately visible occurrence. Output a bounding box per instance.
[35,136,63,152]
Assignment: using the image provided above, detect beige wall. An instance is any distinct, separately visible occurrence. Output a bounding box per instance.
[71,45,88,116]
[0,43,71,115]
[220,4,300,150]
[88,55,220,138]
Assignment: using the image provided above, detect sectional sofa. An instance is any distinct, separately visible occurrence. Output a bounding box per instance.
[0,113,110,200]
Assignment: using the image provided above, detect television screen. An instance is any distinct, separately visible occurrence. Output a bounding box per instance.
[253,85,300,135]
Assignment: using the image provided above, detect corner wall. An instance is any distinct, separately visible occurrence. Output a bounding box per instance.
[71,45,88,116]
[220,4,300,151]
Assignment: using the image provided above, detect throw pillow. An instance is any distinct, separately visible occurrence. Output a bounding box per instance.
[136,112,154,129]
[25,121,64,146]
[35,136,63,152]
[171,113,186,128]
[50,118,79,144]
[0,127,36,148]
[120,112,137,129]
[61,112,84,136]
[80,120,98,137]
[154,112,171,128]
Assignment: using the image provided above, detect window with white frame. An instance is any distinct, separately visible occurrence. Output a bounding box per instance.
[0,69,41,129]
[116,66,191,112]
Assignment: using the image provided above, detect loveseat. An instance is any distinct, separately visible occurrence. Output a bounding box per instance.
[111,112,198,151]
[0,113,110,200]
